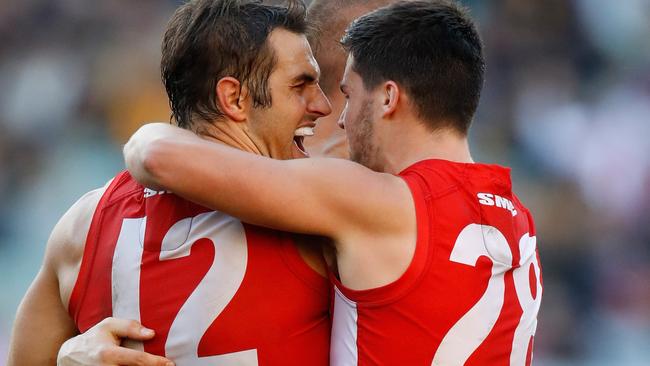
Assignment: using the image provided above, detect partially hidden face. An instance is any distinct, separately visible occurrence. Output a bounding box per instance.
[338,54,382,171]
[248,28,332,160]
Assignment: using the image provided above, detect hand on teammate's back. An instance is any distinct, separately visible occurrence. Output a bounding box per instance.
[57,317,174,366]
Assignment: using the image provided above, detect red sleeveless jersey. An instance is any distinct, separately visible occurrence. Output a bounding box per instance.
[330,160,542,365]
[68,171,330,365]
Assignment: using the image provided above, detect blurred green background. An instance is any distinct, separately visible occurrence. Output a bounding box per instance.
[0,0,649,364]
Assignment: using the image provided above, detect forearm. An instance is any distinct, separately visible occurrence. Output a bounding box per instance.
[125,125,340,234]
[139,135,315,232]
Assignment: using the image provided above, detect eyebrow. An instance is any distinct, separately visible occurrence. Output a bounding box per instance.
[291,72,318,84]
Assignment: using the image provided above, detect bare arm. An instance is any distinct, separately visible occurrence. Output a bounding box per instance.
[7,252,78,365]
[124,123,414,244]
[8,185,172,366]
[7,188,104,366]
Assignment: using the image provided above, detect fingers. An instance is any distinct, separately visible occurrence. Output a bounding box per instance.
[98,346,174,366]
[97,317,155,341]
[57,318,171,366]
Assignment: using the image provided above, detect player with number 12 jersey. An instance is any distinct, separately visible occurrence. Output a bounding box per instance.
[68,171,330,365]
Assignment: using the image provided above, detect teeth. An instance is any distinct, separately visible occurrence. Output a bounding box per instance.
[294,127,314,137]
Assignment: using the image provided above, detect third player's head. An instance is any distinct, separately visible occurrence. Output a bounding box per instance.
[305,0,405,159]
[161,0,331,159]
[339,0,485,171]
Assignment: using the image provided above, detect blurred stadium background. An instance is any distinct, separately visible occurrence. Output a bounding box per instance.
[0,0,648,364]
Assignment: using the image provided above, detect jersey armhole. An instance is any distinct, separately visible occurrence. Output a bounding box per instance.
[67,172,128,325]
[329,172,432,306]
[280,235,330,297]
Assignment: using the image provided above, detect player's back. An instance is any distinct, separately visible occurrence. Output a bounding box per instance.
[69,171,330,365]
[331,159,542,366]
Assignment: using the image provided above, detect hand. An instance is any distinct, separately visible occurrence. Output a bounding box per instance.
[57,317,174,366]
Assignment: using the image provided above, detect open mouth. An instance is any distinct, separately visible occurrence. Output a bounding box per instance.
[294,135,307,154]
[293,126,315,156]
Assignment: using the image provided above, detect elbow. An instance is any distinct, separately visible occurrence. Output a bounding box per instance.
[140,138,163,177]
[124,137,171,190]
[141,138,172,189]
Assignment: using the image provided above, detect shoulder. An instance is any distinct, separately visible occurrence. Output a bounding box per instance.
[45,179,112,303]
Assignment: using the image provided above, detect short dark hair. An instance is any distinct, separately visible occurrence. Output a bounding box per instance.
[161,0,308,129]
[341,0,485,134]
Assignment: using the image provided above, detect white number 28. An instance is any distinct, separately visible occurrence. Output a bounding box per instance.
[432,224,542,366]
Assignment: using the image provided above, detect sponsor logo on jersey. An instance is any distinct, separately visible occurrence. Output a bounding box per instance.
[144,188,172,198]
[477,193,517,216]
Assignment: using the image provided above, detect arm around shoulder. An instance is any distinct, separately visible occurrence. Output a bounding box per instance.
[126,124,414,245]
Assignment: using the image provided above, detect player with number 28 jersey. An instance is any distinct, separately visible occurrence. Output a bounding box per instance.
[331,160,542,366]
[68,171,330,365]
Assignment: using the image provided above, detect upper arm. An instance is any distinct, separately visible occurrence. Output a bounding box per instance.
[49,185,108,306]
[139,135,415,244]
[249,157,415,241]
[7,184,107,366]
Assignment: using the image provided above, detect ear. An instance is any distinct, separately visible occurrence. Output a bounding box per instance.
[381,81,400,118]
[215,77,248,122]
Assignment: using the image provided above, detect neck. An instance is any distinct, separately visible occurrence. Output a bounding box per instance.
[380,121,474,175]
[193,119,271,157]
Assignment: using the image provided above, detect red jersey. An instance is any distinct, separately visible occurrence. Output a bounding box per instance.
[69,171,330,365]
[330,159,542,365]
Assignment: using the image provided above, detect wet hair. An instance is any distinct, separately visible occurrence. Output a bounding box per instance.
[161,0,307,129]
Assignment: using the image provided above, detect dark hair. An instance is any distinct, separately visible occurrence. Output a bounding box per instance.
[162,0,307,129]
[341,0,485,134]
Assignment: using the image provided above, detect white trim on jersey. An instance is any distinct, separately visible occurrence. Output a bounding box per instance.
[112,217,147,352]
[331,286,359,366]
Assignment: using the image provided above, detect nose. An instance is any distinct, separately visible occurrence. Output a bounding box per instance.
[337,104,347,129]
[308,85,332,118]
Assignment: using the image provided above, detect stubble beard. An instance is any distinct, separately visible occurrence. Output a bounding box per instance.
[349,99,382,172]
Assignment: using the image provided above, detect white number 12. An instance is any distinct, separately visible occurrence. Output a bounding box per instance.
[112,213,259,365]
